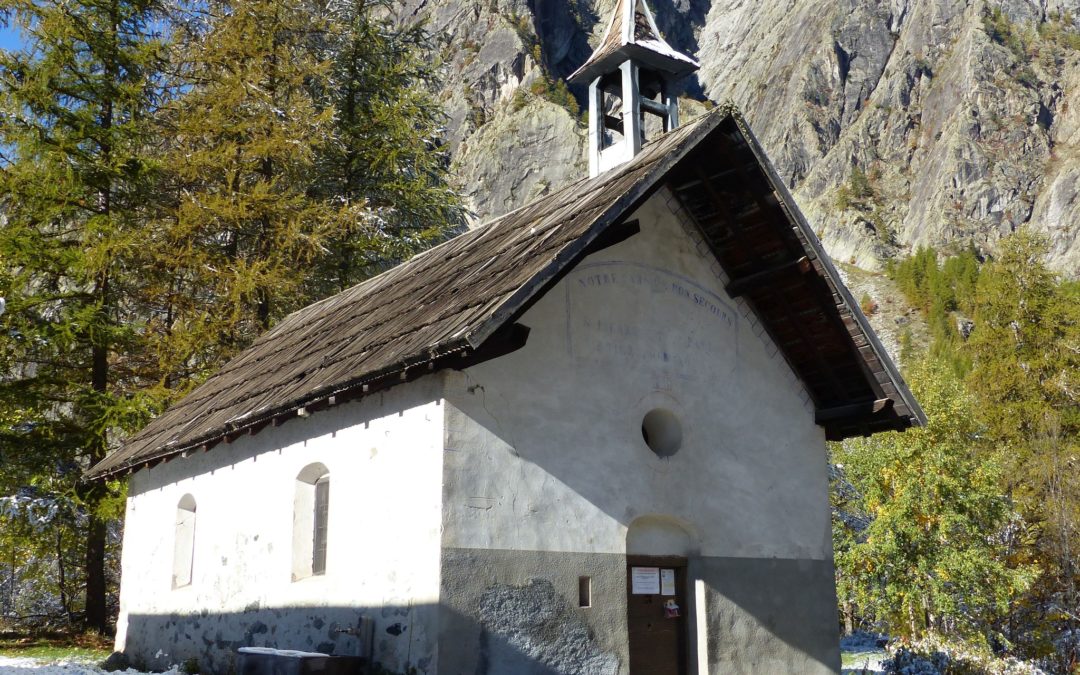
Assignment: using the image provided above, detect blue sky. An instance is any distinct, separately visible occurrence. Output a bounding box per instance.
[0,24,24,52]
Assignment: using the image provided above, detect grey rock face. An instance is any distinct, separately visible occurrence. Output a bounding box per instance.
[453,99,587,223]
[701,0,1080,275]
[399,0,590,223]
[412,0,1080,276]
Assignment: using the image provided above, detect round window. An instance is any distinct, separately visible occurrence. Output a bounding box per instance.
[641,408,682,457]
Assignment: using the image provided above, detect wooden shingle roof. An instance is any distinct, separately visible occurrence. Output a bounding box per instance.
[88,106,923,479]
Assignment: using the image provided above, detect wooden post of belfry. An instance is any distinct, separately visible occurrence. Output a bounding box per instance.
[662,79,679,132]
[621,60,642,161]
[588,76,603,178]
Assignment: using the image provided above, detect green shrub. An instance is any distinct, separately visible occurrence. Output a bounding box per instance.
[835,166,877,211]
[510,88,528,112]
[1038,12,1080,51]
[859,292,877,316]
[524,76,580,116]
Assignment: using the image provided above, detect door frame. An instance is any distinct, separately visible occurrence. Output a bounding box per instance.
[626,554,690,675]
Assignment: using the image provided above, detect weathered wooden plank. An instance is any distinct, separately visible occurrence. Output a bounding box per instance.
[816,398,893,424]
[724,256,811,298]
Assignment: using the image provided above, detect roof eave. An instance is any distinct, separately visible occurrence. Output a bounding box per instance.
[87,325,532,480]
[727,112,926,431]
[568,44,699,85]
[85,339,467,480]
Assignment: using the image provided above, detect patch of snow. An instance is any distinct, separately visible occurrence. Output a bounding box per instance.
[842,631,888,651]
[0,655,180,675]
[630,38,699,67]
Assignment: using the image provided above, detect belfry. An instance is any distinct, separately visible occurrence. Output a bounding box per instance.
[568,0,699,177]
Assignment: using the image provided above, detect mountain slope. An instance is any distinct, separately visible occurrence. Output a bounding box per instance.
[405,0,1080,277]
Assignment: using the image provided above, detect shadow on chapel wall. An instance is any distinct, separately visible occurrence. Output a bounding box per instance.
[121,597,621,675]
[444,374,840,673]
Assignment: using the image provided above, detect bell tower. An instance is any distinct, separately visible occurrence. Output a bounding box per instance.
[568,0,699,177]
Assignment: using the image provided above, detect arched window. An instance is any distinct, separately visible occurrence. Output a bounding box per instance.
[172,494,196,588]
[293,463,330,580]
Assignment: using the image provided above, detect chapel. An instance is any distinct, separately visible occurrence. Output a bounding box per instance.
[90,2,923,673]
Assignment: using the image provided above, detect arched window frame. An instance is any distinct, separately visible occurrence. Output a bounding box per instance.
[293,463,330,580]
[312,474,329,575]
[172,494,197,589]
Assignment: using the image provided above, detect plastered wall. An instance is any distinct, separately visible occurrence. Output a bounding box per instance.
[443,189,830,559]
[116,381,445,674]
[440,188,840,674]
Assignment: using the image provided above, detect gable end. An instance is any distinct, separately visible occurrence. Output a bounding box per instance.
[665,115,924,439]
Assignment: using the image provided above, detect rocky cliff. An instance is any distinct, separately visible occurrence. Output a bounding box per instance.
[403,0,1080,277]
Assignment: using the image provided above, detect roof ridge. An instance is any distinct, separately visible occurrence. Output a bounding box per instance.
[266,116,719,330]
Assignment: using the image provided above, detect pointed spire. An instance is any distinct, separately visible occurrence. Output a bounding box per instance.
[569,0,699,177]
[568,0,698,86]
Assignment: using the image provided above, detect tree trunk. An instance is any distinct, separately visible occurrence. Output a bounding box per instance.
[84,510,108,633]
[83,0,117,635]
[84,271,111,633]
[56,529,69,621]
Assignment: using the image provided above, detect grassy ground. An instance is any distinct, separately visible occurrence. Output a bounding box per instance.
[0,633,112,664]
[840,632,888,674]
[841,648,887,673]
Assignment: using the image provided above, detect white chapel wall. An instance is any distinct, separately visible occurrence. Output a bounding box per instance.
[115,380,445,673]
[442,188,830,560]
[438,188,840,673]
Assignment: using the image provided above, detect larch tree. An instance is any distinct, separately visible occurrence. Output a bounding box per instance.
[966,232,1080,663]
[831,358,1032,642]
[156,0,346,358]
[308,0,464,296]
[150,0,461,383]
[0,0,167,631]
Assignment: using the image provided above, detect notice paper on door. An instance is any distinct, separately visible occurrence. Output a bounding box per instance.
[660,568,676,596]
[631,566,660,594]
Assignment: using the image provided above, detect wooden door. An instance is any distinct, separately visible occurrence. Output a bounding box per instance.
[626,556,687,675]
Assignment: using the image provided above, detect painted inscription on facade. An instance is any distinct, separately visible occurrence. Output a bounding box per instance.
[566,262,738,382]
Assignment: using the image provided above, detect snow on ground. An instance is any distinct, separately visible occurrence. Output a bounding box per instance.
[0,655,179,675]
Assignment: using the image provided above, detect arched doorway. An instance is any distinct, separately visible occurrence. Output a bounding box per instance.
[626,516,693,675]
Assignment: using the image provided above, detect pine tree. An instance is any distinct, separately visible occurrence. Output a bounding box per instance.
[0,0,166,631]
[308,0,463,295]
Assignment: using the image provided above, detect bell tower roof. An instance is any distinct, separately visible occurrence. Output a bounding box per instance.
[570,0,699,177]
[568,0,699,86]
